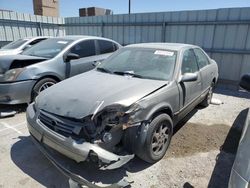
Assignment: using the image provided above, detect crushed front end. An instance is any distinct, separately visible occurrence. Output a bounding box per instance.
[26,102,138,171]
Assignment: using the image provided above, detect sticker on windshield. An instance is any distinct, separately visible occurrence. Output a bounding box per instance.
[154,50,174,56]
[57,41,68,44]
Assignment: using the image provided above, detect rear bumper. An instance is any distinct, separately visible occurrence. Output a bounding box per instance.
[0,80,36,104]
[26,103,134,170]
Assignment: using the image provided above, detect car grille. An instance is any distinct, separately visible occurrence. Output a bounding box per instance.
[38,110,94,141]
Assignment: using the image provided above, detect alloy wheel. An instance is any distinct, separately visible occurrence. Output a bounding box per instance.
[151,123,169,156]
[38,81,55,93]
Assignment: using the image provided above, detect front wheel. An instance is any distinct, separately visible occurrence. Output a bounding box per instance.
[31,78,57,102]
[137,114,173,163]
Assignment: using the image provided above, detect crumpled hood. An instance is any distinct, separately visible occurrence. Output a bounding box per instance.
[0,54,47,74]
[37,70,167,119]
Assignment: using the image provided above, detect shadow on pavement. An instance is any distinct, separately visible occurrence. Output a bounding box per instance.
[10,136,69,188]
[208,108,249,188]
[173,107,199,135]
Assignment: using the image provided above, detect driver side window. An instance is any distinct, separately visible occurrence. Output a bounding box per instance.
[181,49,199,74]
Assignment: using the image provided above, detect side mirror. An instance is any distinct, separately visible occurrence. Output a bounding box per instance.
[181,73,198,82]
[239,74,250,92]
[64,53,80,63]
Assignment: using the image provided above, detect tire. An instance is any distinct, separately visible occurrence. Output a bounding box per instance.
[137,114,173,163]
[31,78,57,102]
[200,82,214,107]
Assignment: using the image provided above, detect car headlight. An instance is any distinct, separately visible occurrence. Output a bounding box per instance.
[4,68,25,81]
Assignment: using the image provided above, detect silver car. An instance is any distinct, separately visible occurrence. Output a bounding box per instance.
[229,74,250,188]
[27,43,218,172]
[0,36,48,56]
[0,35,121,104]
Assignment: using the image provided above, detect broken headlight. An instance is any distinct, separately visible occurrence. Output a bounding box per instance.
[99,109,128,127]
[4,68,25,81]
[99,103,143,130]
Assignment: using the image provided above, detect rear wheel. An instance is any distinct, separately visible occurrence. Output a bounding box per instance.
[137,114,173,163]
[31,78,57,102]
[200,82,214,107]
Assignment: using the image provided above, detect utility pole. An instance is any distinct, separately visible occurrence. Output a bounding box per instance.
[129,0,131,14]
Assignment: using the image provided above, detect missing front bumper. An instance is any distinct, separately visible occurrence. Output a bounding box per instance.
[31,136,132,188]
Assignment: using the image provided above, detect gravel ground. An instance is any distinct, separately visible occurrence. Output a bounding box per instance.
[0,88,249,188]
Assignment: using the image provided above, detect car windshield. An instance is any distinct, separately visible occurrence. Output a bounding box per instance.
[22,38,73,58]
[97,48,177,81]
[1,39,28,50]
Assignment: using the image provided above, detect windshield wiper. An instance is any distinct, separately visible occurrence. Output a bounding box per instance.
[113,71,143,78]
[96,67,112,74]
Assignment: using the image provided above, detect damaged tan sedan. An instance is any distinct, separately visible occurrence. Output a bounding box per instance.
[26,43,218,185]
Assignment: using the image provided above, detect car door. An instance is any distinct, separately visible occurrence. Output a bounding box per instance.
[179,49,202,109]
[66,40,101,77]
[193,48,211,92]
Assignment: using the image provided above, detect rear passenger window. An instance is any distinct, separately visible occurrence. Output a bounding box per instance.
[29,38,46,46]
[181,49,199,74]
[194,48,209,69]
[98,40,117,54]
[69,40,96,58]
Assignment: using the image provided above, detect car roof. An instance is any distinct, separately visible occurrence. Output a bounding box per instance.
[23,36,49,40]
[126,43,198,51]
[54,35,117,42]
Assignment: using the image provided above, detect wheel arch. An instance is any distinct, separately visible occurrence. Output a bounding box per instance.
[145,104,174,122]
[35,74,61,83]
[30,74,62,102]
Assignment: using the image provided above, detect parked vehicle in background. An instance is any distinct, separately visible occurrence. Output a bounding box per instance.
[0,36,48,56]
[27,43,218,176]
[0,35,121,104]
[229,73,250,188]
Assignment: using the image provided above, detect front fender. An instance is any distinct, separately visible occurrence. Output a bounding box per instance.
[16,67,63,81]
[144,102,173,121]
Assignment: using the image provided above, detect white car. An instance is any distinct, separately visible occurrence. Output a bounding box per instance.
[0,36,48,56]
